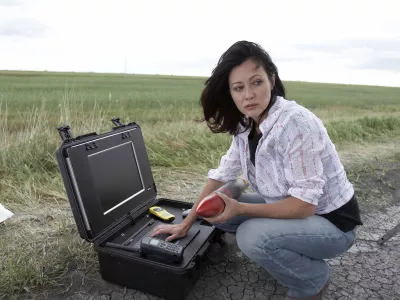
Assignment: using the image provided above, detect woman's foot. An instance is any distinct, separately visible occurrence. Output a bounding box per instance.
[284,277,330,300]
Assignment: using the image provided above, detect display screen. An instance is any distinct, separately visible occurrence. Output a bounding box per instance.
[88,142,145,215]
[150,239,159,246]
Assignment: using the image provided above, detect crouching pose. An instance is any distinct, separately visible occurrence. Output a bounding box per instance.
[152,40,363,300]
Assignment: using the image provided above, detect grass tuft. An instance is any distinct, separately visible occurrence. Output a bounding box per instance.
[326,116,400,143]
[0,71,399,297]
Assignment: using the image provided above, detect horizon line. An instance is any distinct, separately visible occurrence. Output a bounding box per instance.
[1,69,399,89]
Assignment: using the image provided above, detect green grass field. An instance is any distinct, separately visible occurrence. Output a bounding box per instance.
[0,70,399,298]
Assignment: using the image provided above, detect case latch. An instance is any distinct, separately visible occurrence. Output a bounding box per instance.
[57,125,74,143]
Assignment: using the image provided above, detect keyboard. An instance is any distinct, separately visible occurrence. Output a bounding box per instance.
[123,220,170,251]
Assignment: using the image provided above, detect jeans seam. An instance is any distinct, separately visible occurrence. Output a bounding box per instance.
[261,233,350,258]
[263,230,352,244]
[263,233,344,239]
[261,233,346,247]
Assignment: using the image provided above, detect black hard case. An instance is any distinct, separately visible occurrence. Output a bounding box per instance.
[56,121,216,300]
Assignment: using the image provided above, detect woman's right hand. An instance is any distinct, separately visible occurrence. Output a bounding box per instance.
[150,223,190,242]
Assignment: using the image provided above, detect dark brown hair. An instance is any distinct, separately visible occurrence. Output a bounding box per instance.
[200,41,285,135]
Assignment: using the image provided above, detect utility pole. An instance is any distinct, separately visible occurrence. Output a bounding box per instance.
[124,56,127,74]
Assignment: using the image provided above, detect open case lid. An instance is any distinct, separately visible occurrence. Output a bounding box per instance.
[56,119,157,243]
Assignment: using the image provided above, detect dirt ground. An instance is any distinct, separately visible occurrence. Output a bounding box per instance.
[5,161,400,300]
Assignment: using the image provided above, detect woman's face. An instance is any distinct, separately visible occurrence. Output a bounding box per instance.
[228,59,275,123]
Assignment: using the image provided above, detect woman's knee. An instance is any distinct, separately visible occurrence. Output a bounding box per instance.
[236,218,294,260]
[236,219,272,258]
[237,217,356,261]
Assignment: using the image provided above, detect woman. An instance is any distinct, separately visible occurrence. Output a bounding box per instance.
[151,41,363,300]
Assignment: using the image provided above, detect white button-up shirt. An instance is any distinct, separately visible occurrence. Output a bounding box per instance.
[208,96,354,214]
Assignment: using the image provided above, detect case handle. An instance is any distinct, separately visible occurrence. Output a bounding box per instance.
[57,125,73,142]
[111,118,138,130]
[111,117,123,126]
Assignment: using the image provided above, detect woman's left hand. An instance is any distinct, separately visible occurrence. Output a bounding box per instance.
[203,192,241,224]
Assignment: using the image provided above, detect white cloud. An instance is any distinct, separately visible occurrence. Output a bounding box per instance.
[0,0,23,6]
[0,0,399,86]
[0,18,48,37]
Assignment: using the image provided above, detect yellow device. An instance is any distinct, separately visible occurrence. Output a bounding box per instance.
[149,206,175,222]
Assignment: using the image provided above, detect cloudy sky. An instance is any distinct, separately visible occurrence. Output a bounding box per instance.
[0,0,399,87]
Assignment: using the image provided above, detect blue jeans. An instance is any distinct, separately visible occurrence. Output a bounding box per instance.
[213,193,356,298]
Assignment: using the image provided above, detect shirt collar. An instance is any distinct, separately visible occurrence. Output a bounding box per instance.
[236,96,288,140]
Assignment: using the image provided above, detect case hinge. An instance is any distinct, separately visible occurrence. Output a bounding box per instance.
[153,182,157,195]
[128,211,136,221]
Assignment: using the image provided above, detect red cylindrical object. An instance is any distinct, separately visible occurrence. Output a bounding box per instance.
[195,194,225,218]
[195,178,248,218]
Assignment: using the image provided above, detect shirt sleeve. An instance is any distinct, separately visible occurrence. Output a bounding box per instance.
[208,136,242,183]
[279,111,326,205]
